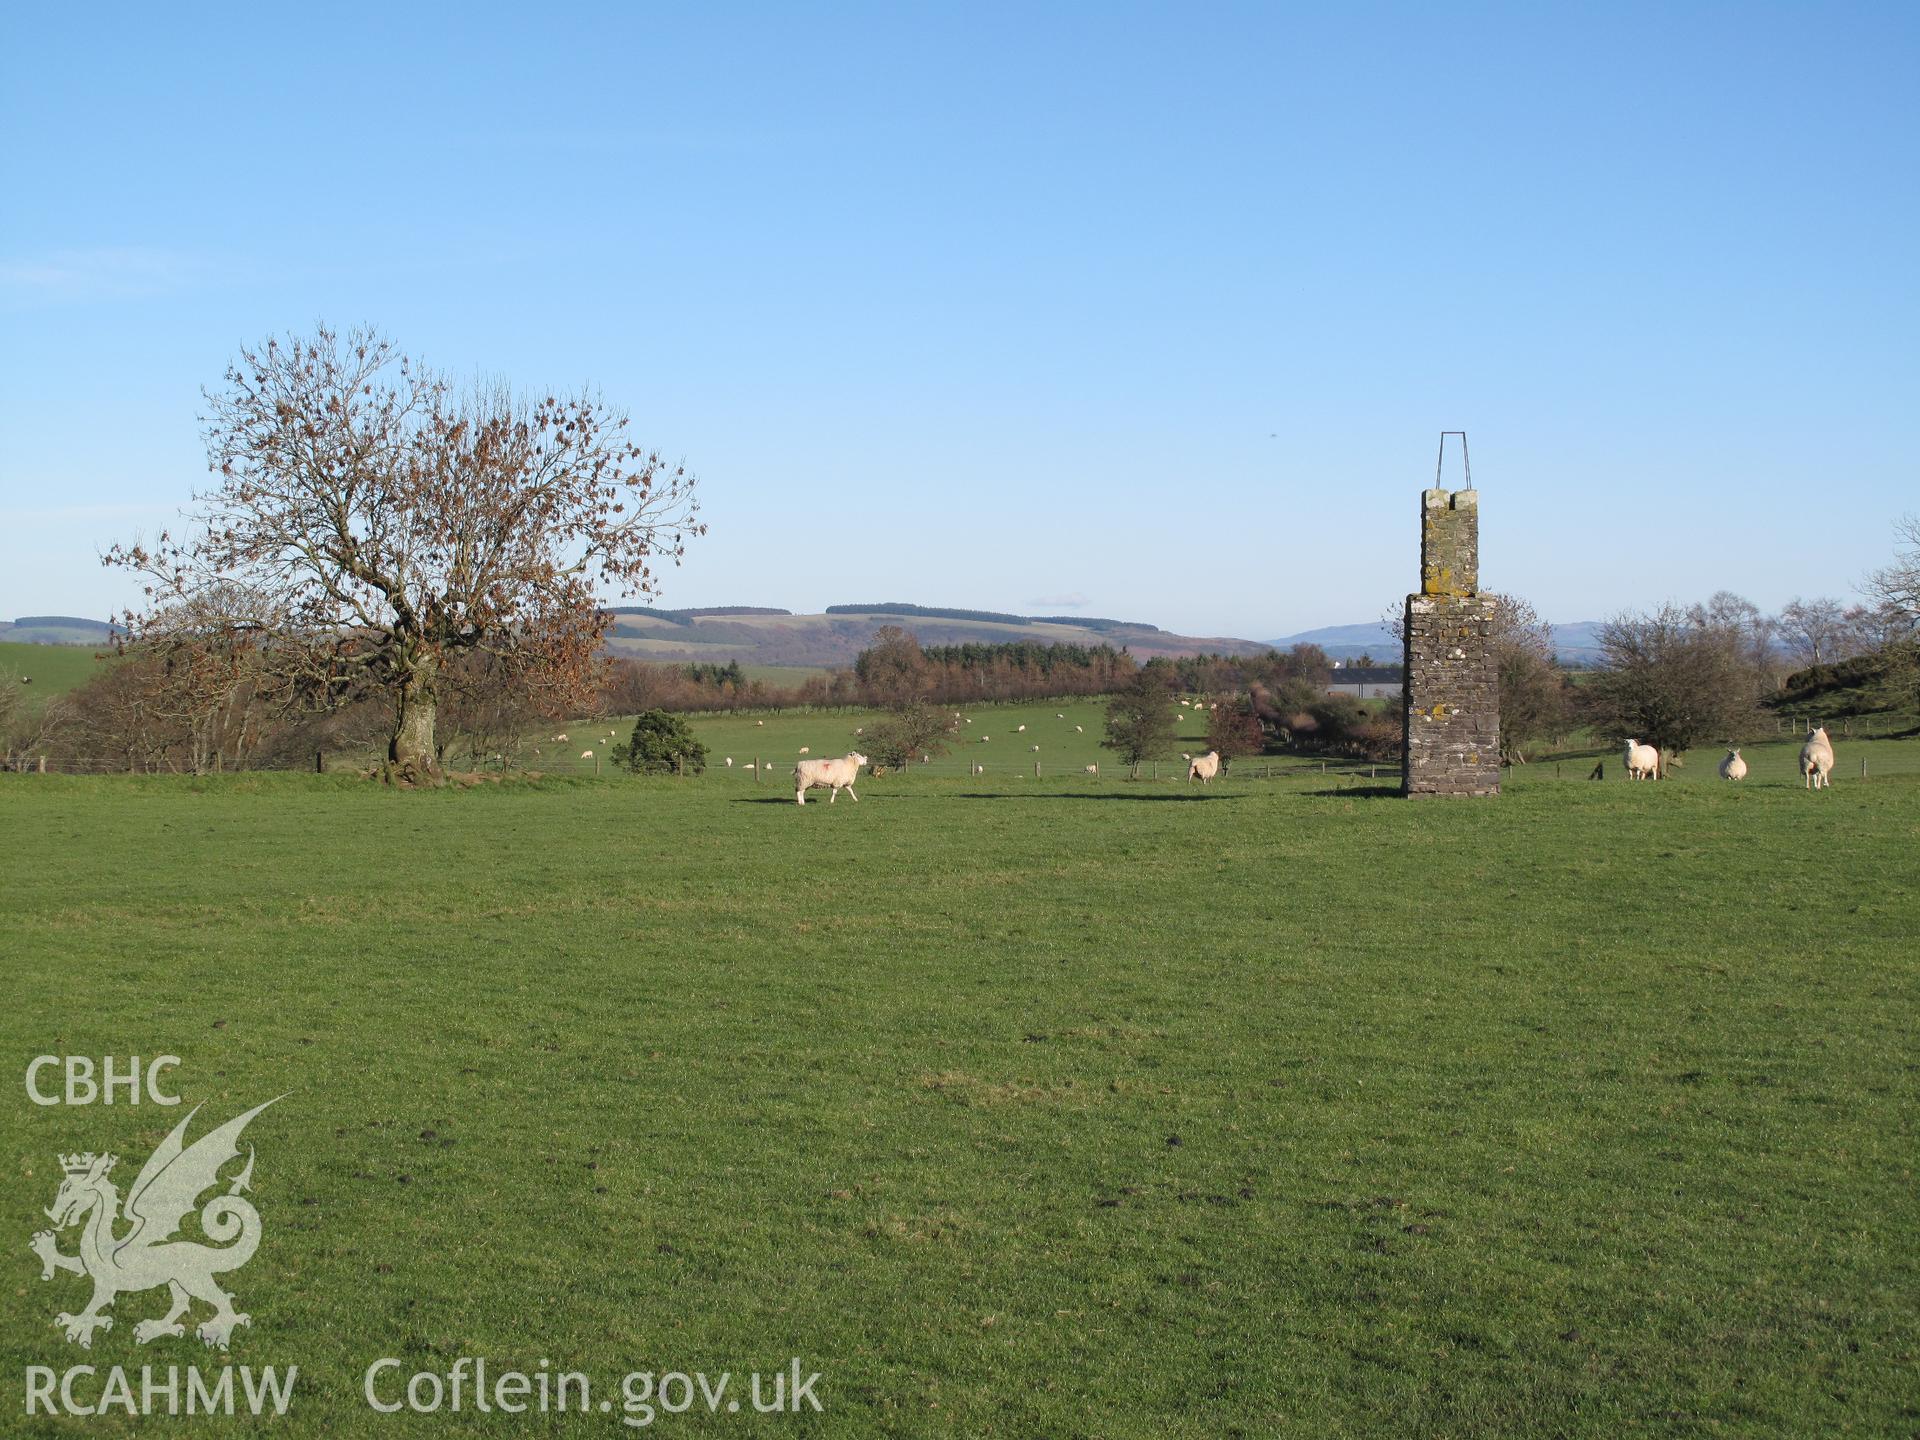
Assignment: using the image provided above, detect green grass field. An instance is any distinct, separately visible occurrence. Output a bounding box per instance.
[0,640,113,702]
[537,696,1920,788]
[3,748,1916,1436]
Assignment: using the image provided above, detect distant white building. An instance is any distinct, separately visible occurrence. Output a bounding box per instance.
[1325,665,1402,700]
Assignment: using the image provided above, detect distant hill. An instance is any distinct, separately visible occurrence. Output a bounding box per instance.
[0,615,116,645]
[606,606,1271,668]
[1270,618,1607,664]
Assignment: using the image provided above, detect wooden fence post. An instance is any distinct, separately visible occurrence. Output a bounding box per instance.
[315,749,324,774]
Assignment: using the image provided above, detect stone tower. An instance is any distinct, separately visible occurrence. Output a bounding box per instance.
[1402,478,1500,796]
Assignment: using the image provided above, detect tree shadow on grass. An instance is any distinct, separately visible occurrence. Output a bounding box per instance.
[1299,785,1403,799]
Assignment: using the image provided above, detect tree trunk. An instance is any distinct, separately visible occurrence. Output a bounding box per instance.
[389,658,442,783]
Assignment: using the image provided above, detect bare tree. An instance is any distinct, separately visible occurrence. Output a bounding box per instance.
[1491,594,1571,763]
[1777,596,1852,668]
[862,701,956,772]
[1865,514,1920,624]
[1205,697,1265,762]
[1584,604,1763,758]
[1688,591,1780,678]
[107,326,703,782]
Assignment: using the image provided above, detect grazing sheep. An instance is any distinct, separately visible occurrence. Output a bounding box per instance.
[1719,748,1747,781]
[1800,726,1835,790]
[725,757,733,767]
[580,750,593,759]
[1030,744,1040,752]
[855,727,864,735]
[756,719,764,726]
[1188,751,1221,784]
[981,735,990,742]
[1017,724,1026,732]
[1055,713,1065,720]
[1083,764,1098,775]
[971,763,985,775]
[555,732,569,742]
[1624,739,1659,782]
[798,746,810,755]
[795,752,868,805]
[1074,724,1083,733]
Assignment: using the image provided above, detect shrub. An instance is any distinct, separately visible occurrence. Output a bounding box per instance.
[614,709,708,775]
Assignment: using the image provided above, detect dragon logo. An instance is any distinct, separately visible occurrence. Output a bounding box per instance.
[29,1098,281,1350]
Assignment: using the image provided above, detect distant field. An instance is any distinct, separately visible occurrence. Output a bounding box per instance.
[535,697,1920,788]
[0,639,113,700]
[2,753,1914,1435]
[536,698,1226,778]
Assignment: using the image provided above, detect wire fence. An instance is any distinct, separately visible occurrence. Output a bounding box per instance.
[8,720,1917,783]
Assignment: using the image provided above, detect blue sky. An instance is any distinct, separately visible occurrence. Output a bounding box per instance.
[2,2,1914,638]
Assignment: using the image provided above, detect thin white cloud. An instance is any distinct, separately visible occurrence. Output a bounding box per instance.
[1027,592,1089,609]
[0,247,210,305]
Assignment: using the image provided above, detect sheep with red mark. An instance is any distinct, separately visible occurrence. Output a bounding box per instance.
[795,752,869,805]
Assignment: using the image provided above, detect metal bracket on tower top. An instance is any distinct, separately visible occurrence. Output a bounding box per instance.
[1434,431,1471,489]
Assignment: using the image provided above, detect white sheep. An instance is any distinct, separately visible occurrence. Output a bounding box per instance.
[756,719,764,726]
[798,746,810,755]
[1074,724,1083,733]
[580,749,593,759]
[1083,764,1098,775]
[1017,724,1026,732]
[555,732,569,742]
[725,757,733,767]
[1719,748,1747,781]
[1624,739,1659,782]
[1188,751,1221,784]
[971,763,985,775]
[1055,713,1065,720]
[795,752,868,805]
[1030,744,1040,752]
[1800,726,1834,790]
